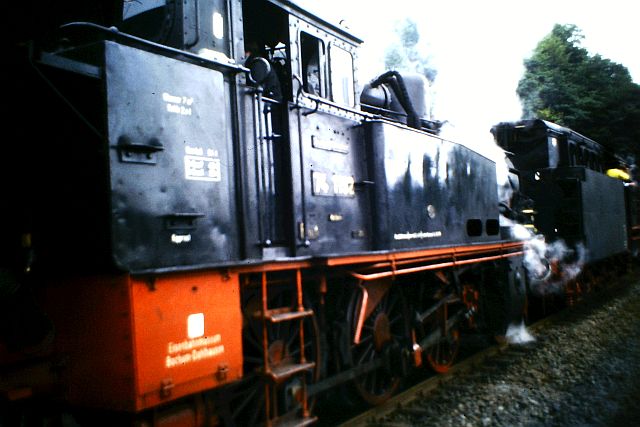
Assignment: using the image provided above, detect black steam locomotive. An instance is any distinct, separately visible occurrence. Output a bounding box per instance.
[1,1,633,426]
[493,119,639,296]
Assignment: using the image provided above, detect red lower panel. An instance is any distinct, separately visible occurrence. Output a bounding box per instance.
[131,271,243,410]
[45,271,243,412]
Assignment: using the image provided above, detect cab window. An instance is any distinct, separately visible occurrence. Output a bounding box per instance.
[123,0,167,20]
[121,0,174,42]
[300,32,326,97]
[330,45,355,107]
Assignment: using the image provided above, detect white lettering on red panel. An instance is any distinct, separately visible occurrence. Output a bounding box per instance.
[165,313,226,368]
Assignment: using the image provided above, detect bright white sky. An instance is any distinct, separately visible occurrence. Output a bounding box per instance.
[296,0,640,159]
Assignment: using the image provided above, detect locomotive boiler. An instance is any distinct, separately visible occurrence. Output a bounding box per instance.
[2,1,527,425]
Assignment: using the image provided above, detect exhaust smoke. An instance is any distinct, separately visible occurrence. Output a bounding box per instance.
[505,320,535,344]
[523,235,587,296]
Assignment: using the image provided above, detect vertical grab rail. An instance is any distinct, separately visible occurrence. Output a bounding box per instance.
[252,90,266,244]
[253,91,282,247]
[262,100,279,244]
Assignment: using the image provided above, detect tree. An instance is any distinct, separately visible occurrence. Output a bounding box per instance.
[384,18,437,83]
[517,24,640,162]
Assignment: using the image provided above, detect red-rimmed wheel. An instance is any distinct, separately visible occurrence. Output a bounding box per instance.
[425,305,460,374]
[345,284,410,406]
[413,275,462,374]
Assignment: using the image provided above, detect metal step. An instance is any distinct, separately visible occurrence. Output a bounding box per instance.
[272,415,318,427]
[254,307,314,323]
[263,361,316,382]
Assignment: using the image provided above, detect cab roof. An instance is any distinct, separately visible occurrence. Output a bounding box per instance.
[266,0,363,45]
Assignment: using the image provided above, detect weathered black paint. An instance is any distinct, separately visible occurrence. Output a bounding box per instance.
[521,167,627,262]
[366,121,501,251]
[105,42,239,271]
[289,108,371,256]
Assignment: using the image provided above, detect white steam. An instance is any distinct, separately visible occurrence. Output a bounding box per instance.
[506,320,536,344]
[523,235,587,296]
[509,222,535,241]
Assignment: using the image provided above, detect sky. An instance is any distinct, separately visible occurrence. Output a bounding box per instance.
[296,0,640,159]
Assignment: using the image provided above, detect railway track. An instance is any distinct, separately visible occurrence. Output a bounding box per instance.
[338,265,640,427]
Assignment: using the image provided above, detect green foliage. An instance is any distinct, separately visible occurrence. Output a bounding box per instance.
[518,24,640,161]
[384,18,437,83]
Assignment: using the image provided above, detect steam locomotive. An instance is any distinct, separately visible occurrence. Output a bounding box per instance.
[492,119,639,298]
[0,1,633,426]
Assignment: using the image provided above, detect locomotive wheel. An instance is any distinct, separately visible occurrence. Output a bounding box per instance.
[413,277,462,374]
[462,284,480,328]
[345,284,409,406]
[424,303,460,374]
[221,284,321,426]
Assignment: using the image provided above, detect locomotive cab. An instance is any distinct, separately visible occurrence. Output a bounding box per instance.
[238,0,372,259]
[120,0,233,58]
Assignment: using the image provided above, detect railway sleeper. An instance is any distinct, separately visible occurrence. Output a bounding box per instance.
[396,407,433,419]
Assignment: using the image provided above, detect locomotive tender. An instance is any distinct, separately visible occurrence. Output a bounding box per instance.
[3,1,529,425]
[493,119,640,291]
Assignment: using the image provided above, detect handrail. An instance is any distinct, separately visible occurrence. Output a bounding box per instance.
[291,74,368,118]
[349,250,524,281]
[58,22,249,74]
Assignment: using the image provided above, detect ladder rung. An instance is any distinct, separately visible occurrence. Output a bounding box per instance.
[268,308,314,323]
[254,307,314,323]
[264,361,315,382]
[272,415,318,427]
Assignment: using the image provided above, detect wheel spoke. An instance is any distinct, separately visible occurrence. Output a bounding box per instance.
[231,382,262,419]
[285,323,300,348]
[356,342,375,365]
[367,370,378,393]
[347,285,409,405]
[388,313,403,327]
[244,355,263,365]
[358,333,373,345]
[386,297,398,314]
[245,332,264,354]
